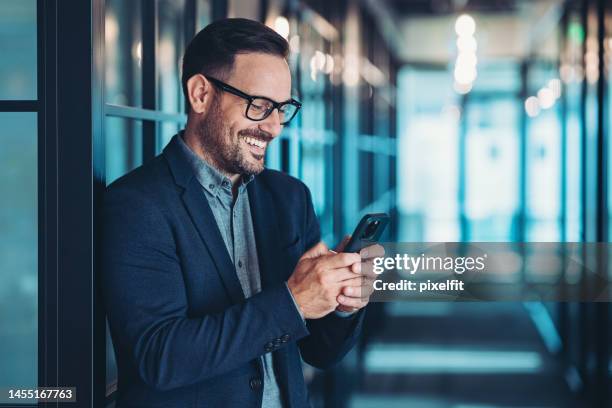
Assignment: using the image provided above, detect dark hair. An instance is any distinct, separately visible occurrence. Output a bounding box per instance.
[181,18,289,112]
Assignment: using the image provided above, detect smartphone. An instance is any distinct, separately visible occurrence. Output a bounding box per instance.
[343,213,390,253]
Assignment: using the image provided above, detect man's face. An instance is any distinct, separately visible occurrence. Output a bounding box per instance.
[196,52,292,176]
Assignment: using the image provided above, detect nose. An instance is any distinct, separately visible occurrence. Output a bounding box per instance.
[257,108,283,137]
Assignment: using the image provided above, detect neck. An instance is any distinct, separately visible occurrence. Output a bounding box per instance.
[182,122,242,188]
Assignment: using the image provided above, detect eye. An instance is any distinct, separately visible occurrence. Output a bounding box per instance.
[250,99,272,113]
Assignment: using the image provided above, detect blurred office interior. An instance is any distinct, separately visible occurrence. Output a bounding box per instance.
[1,0,612,406]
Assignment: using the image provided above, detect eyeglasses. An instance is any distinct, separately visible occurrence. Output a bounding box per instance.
[206,76,301,126]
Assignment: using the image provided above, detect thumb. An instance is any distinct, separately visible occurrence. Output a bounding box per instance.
[301,241,329,260]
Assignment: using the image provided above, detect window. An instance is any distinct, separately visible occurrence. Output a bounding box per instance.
[0,112,38,403]
[466,96,520,241]
[105,0,143,107]
[398,68,460,241]
[105,117,144,185]
[0,0,38,403]
[0,1,37,100]
[296,11,338,241]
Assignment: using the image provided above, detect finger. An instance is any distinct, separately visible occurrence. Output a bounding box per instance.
[340,275,376,288]
[358,261,379,279]
[357,281,376,298]
[301,241,329,260]
[319,252,361,270]
[341,279,376,298]
[325,266,361,283]
[334,235,351,252]
[342,285,364,298]
[339,276,364,287]
[360,243,385,259]
[337,294,368,309]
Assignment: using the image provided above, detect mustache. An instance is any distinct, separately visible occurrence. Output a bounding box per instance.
[238,128,273,142]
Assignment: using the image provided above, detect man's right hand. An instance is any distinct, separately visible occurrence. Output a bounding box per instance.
[287,242,361,319]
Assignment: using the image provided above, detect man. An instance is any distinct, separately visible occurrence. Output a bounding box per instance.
[102,18,377,407]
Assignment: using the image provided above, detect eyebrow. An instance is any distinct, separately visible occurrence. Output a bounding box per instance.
[207,76,298,105]
[248,89,294,104]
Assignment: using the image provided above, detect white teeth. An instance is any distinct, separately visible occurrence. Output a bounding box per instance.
[245,136,266,149]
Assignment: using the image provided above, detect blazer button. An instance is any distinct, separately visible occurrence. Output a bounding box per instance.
[281,334,290,343]
[249,377,262,390]
[264,342,274,352]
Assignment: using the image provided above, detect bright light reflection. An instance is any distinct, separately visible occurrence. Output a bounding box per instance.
[537,87,555,109]
[273,16,290,39]
[454,65,477,84]
[455,14,476,37]
[525,96,541,117]
[454,81,473,94]
[289,35,300,53]
[548,78,562,99]
[457,36,477,53]
[456,52,478,67]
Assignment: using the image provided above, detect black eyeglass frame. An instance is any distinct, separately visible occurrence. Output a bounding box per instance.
[206,76,302,125]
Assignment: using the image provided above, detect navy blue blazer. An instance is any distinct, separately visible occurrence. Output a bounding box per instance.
[102,135,365,407]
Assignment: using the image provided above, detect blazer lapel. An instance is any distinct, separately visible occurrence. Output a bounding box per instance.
[247,177,283,290]
[163,135,245,304]
[182,181,245,304]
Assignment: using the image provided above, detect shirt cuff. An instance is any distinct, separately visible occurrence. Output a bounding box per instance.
[285,282,305,322]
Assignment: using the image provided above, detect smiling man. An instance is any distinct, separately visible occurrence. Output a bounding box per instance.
[102,18,376,408]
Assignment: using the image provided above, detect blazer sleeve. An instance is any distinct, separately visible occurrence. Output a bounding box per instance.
[296,184,366,369]
[102,187,309,391]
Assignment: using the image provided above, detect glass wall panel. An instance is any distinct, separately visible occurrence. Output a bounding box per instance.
[562,11,584,242]
[565,82,583,242]
[397,68,460,242]
[295,12,337,240]
[605,6,612,402]
[0,112,37,403]
[105,117,144,185]
[196,0,212,30]
[583,5,600,242]
[526,57,563,242]
[158,0,186,114]
[526,98,562,241]
[0,0,37,100]
[465,97,520,241]
[105,0,143,107]
[158,121,182,153]
[607,7,612,241]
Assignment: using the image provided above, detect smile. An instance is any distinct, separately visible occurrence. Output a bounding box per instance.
[244,136,267,149]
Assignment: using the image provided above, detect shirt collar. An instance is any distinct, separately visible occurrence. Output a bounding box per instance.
[176,131,253,195]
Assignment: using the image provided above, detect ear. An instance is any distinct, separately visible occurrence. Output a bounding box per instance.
[186,74,214,114]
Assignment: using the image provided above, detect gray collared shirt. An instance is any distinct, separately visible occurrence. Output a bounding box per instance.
[177,134,284,408]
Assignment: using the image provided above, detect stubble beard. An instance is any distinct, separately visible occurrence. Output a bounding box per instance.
[196,100,266,177]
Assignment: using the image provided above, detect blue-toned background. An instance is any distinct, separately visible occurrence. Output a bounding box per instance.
[1,0,611,407]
